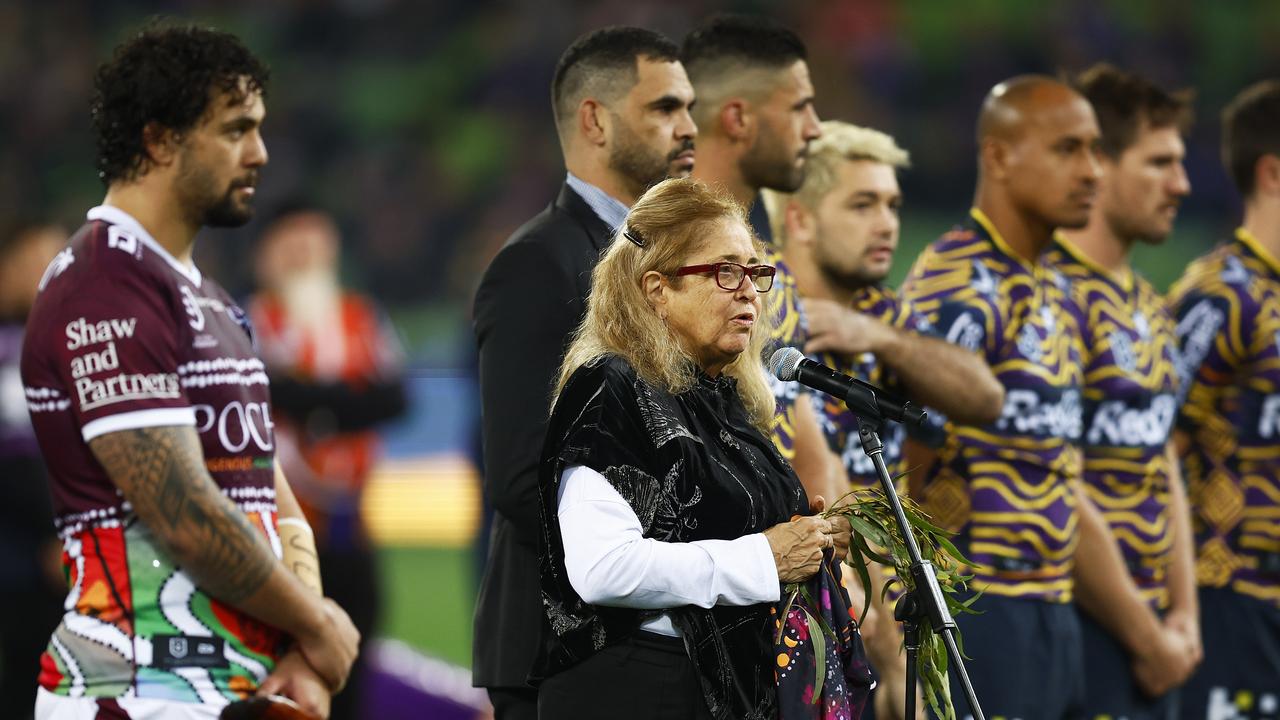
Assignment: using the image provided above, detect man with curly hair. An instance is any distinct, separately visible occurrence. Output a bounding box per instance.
[21,22,358,719]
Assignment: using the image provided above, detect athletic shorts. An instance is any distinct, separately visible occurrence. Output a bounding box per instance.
[930,594,1085,720]
[1077,607,1178,720]
[1180,587,1280,720]
[35,687,221,720]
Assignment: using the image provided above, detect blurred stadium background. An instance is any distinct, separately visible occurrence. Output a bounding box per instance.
[5,0,1279,714]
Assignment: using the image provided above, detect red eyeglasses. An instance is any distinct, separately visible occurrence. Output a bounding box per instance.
[672,262,776,292]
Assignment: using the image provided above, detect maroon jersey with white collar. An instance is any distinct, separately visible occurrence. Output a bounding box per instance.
[21,205,281,704]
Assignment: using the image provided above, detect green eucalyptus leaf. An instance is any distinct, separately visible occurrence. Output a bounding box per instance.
[776,585,800,645]
[805,606,826,705]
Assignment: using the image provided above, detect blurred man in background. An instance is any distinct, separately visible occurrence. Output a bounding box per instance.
[472,26,695,720]
[900,76,1110,720]
[1048,63,1199,719]
[762,120,1003,719]
[0,220,65,720]
[682,14,836,501]
[250,203,408,720]
[1169,80,1280,720]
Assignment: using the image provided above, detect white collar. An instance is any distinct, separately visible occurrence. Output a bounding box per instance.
[86,205,203,287]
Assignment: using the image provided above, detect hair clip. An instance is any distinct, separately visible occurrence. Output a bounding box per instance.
[623,229,645,248]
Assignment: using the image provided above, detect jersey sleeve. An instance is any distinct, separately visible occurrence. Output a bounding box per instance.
[901,249,1004,365]
[51,267,192,442]
[1171,284,1243,418]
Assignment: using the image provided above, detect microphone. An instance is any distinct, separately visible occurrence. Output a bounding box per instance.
[769,347,927,427]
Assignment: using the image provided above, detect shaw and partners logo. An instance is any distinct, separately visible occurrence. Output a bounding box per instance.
[995,387,1083,439]
[1086,394,1176,447]
[65,316,180,411]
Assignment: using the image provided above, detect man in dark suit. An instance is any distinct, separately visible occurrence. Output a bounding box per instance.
[472,27,696,720]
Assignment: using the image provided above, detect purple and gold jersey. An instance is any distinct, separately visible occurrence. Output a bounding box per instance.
[1169,228,1280,609]
[813,285,930,490]
[1046,238,1180,609]
[900,209,1084,602]
[764,244,807,461]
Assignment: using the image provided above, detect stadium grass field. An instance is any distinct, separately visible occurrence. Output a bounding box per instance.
[380,544,477,669]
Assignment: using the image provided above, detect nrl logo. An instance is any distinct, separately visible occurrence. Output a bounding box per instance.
[169,637,188,659]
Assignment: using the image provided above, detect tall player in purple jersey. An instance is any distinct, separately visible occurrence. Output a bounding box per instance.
[901,77,1144,720]
[1048,64,1200,720]
[1169,81,1280,720]
[20,23,357,720]
[763,119,1004,720]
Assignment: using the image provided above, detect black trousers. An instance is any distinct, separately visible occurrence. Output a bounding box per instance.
[538,632,714,720]
[489,686,538,720]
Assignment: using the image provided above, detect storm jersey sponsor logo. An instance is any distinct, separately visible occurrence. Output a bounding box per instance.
[995,387,1082,439]
[1085,394,1176,447]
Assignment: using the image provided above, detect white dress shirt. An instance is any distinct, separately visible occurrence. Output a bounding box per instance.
[557,464,780,637]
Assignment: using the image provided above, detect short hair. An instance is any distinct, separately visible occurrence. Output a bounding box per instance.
[556,178,775,430]
[681,14,807,79]
[681,15,807,126]
[761,121,909,243]
[1073,63,1194,159]
[551,27,680,136]
[92,21,269,186]
[1222,80,1280,199]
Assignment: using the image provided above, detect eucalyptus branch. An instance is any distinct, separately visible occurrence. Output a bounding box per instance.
[780,484,980,720]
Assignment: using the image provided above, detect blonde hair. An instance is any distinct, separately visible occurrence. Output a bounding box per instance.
[555,177,777,430]
[761,120,910,245]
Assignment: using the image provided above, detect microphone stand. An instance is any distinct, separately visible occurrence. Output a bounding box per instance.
[854,419,985,720]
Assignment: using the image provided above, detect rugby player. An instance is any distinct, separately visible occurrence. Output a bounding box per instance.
[1048,63,1200,718]
[1169,79,1280,720]
[20,23,358,719]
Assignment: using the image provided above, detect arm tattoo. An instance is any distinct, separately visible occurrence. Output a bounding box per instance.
[89,425,276,604]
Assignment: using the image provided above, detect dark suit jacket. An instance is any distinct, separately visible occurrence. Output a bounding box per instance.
[471,183,612,689]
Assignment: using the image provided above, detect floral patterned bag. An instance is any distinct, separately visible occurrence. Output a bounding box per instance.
[774,551,875,720]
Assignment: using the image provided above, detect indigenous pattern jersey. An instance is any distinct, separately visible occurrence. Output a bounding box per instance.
[20,207,282,705]
[1046,238,1180,609]
[1169,228,1280,609]
[763,244,808,461]
[901,209,1084,602]
[812,285,930,490]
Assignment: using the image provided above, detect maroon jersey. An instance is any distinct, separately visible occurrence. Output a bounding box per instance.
[21,206,282,704]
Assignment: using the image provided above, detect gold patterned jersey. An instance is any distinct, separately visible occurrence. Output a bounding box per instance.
[763,243,807,461]
[1045,237,1180,609]
[900,209,1084,602]
[1169,228,1280,608]
[812,285,931,490]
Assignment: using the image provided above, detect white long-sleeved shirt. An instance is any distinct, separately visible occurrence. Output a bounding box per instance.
[557,464,780,637]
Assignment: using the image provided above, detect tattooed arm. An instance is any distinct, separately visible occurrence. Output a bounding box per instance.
[88,425,358,691]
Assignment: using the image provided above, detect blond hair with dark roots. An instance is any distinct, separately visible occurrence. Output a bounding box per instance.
[555,177,776,430]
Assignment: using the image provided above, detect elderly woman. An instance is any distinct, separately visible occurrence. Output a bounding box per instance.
[534,178,863,720]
